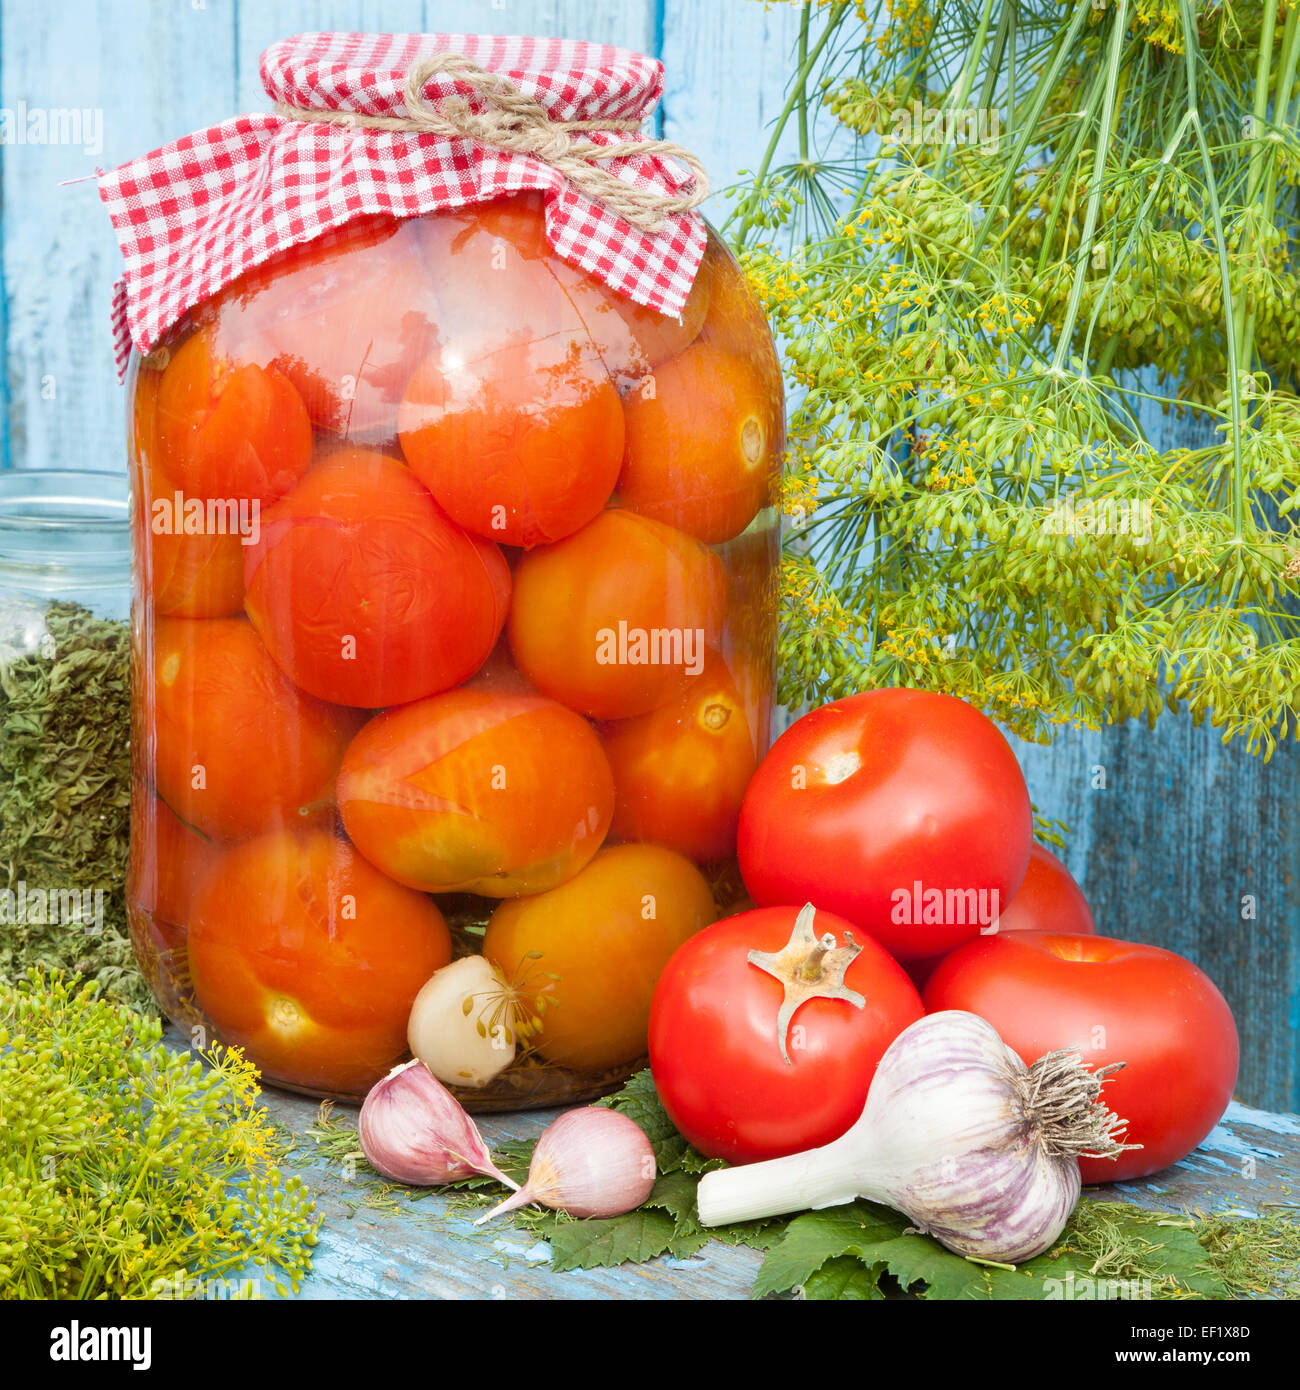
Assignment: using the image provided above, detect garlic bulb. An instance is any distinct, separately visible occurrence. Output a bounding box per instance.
[359,1059,518,1189]
[408,955,517,1088]
[697,1010,1135,1264]
[476,1108,656,1224]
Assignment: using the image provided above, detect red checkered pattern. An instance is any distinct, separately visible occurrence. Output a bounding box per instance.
[98,31,708,377]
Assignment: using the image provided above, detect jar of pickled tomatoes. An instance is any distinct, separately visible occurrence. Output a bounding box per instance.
[113,33,783,1106]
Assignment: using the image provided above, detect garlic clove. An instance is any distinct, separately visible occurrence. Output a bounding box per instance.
[359,1059,518,1189]
[475,1107,656,1225]
[408,955,517,1088]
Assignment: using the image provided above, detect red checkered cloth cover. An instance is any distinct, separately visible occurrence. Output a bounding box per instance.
[97,31,709,377]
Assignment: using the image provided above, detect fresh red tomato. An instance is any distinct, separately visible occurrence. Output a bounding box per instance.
[737,689,1033,960]
[649,904,924,1163]
[994,842,1097,935]
[906,842,1097,989]
[923,931,1239,1182]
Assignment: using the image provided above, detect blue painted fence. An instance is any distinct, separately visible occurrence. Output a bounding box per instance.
[1,0,1295,1110]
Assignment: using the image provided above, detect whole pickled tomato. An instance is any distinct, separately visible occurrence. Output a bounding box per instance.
[232,216,441,448]
[337,685,615,897]
[399,197,634,549]
[243,450,510,708]
[149,615,361,841]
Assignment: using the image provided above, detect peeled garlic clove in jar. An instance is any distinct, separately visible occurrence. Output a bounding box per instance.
[408,954,517,1088]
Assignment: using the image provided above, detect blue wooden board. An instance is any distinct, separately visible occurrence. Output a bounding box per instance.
[2,0,1297,1112]
[246,1068,1300,1298]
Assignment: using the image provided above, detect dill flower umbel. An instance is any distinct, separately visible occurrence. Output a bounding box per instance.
[729,0,1300,756]
[0,970,319,1299]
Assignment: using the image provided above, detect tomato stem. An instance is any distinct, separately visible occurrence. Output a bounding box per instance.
[797,933,838,983]
[747,903,868,1064]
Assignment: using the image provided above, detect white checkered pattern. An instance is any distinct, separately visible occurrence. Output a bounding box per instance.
[98,31,708,377]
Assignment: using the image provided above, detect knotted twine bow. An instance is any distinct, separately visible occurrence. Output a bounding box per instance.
[274,50,710,236]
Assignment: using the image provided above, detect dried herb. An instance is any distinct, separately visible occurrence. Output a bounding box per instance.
[0,600,145,1010]
[0,970,319,1299]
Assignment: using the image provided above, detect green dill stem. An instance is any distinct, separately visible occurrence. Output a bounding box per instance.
[1050,0,1130,376]
[1095,332,1120,380]
[966,0,1094,267]
[978,0,1012,118]
[1079,107,1198,364]
[1179,0,1245,539]
[1273,6,1300,142]
[935,0,997,171]
[729,1,850,247]
[1232,0,1280,376]
[1029,98,1102,281]
[1245,3,1300,377]
[1001,1,1015,284]
[797,3,810,162]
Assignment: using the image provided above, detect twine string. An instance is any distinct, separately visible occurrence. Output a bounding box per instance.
[273,50,709,234]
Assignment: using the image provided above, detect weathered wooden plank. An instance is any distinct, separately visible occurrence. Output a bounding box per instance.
[1015,401,1300,1115]
[1112,1101,1300,1218]
[242,1053,1297,1298]
[1017,718,1300,1116]
[254,1081,766,1300]
[660,0,806,213]
[416,0,657,52]
[0,0,237,474]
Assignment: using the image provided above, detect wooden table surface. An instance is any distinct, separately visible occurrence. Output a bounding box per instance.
[249,1077,1300,1300]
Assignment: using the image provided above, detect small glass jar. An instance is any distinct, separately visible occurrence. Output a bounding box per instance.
[0,471,133,996]
[126,195,783,1106]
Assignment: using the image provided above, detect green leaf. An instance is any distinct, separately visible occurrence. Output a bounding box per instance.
[854,1230,1015,1301]
[598,1071,692,1174]
[705,1219,784,1251]
[678,1146,727,1176]
[753,1198,1234,1301]
[801,1257,887,1300]
[643,1171,701,1235]
[545,1208,709,1273]
[752,1204,903,1297]
[457,1075,1255,1299]
[1041,1204,1229,1301]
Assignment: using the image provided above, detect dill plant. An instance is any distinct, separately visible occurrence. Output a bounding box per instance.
[0,971,319,1299]
[734,0,1300,752]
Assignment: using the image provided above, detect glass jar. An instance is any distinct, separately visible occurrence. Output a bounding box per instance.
[126,193,783,1106]
[0,471,135,1001]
